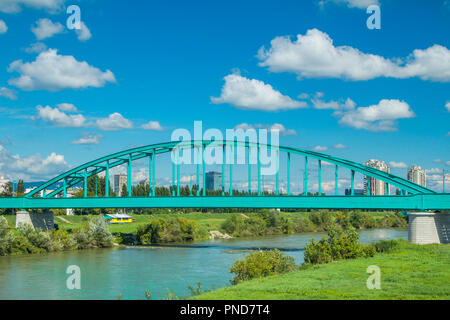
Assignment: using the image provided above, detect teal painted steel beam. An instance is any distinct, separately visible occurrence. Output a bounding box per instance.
[335,165,338,195]
[148,155,152,197]
[222,144,225,196]
[2,194,449,210]
[84,169,87,198]
[63,179,67,198]
[152,151,156,197]
[257,145,261,196]
[318,160,322,196]
[202,143,206,197]
[127,154,132,197]
[351,170,355,196]
[105,160,109,197]
[95,175,98,198]
[276,149,279,196]
[176,148,180,197]
[304,156,308,196]
[196,147,200,197]
[248,146,252,195]
[172,152,175,197]
[12,182,15,197]
[287,152,291,196]
[229,142,233,196]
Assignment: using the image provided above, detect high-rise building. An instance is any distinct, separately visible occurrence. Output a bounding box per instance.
[205,171,222,191]
[0,176,9,194]
[114,174,127,196]
[363,159,390,195]
[407,165,426,187]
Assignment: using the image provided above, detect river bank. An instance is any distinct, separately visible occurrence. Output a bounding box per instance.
[192,240,450,300]
[0,229,407,299]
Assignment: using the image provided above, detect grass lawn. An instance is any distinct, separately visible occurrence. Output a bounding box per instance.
[192,240,450,300]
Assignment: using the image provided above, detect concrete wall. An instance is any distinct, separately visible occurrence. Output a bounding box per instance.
[15,211,54,231]
[408,212,450,244]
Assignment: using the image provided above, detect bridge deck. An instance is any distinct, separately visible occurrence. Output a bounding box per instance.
[1,194,449,210]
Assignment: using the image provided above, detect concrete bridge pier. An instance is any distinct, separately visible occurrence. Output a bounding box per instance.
[408,212,450,244]
[15,210,55,231]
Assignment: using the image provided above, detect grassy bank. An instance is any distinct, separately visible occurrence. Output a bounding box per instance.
[192,240,450,300]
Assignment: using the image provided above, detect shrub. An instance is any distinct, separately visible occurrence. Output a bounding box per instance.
[72,217,114,249]
[293,217,316,233]
[230,249,298,284]
[137,217,198,244]
[304,227,375,265]
[0,216,13,256]
[221,214,245,235]
[374,239,401,253]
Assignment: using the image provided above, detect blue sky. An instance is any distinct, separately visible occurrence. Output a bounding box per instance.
[0,0,449,192]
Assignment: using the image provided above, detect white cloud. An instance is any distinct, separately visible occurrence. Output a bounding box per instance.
[258,28,450,82]
[95,113,133,131]
[234,123,297,136]
[0,87,17,100]
[211,74,306,111]
[338,99,415,132]
[141,121,163,131]
[433,159,442,163]
[71,133,103,145]
[445,101,450,112]
[0,20,7,34]
[56,103,77,112]
[425,168,442,174]
[389,161,407,169]
[31,18,64,40]
[25,42,47,54]
[0,144,69,181]
[8,48,116,91]
[76,22,92,41]
[312,97,355,110]
[36,105,86,128]
[313,145,328,152]
[334,143,347,149]
[320,0,380,9]
[0,0,65,14]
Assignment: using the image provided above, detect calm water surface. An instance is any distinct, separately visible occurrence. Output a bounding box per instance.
[0,229,407,300]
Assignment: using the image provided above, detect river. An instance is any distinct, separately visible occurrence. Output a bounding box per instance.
[0,229,407,300]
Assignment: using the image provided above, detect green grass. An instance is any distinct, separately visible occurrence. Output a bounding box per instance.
[192,240,450,300]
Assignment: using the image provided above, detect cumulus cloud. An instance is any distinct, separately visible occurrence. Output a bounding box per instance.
[31,18,64,40]
[8,48,116,91]
[71,133,103,145]
[234,123,297,136]
[312,97,356,110]
[334,143,347,149]
[389,161,407,169]
[319,0,380,9]
[258,28,450,82]
[36,105,86,128]
[338,99,415,132]
[25,42,47,54]
[0,144,69,181]
[0,0,65,14]
[95,113,133,131]
[211,74,306,111]
[0,87,17,100]
[141,121,163,131]
[0,20,7,34]
[313,145,328,152]
[56,103,77,112]
[76,22,92,41]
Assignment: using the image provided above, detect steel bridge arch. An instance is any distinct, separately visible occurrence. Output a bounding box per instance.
[24,140,435,199]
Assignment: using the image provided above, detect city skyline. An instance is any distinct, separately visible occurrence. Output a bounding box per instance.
[0,0,448,193]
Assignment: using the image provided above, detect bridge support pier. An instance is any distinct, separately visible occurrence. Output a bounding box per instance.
[408,212,449,244]
[15,210,55,231]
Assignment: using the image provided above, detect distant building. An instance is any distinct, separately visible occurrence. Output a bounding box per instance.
[0,177,9,194]
[407,165,426,187]
[363,159,390,195]
[345,188,365,196]
[114,174,127,196]
[205,171,222,191]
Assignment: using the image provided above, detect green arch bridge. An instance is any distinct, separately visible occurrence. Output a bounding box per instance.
[1,140,449,210]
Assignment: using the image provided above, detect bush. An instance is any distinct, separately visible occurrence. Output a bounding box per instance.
[72,217,114,249]
[293,217,316,233]
[0,216,13,256]
[230,249,298,284]
[137,217,198,244]
[374,239,401,253]
[304,227,375,265]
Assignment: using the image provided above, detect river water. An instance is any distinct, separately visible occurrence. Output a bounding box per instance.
[0,229,407,300]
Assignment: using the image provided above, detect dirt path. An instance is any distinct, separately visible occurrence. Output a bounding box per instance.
[56,216,73,224]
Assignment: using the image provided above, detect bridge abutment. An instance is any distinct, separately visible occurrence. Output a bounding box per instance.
[15,210,55,231]
[408,212,449,244]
